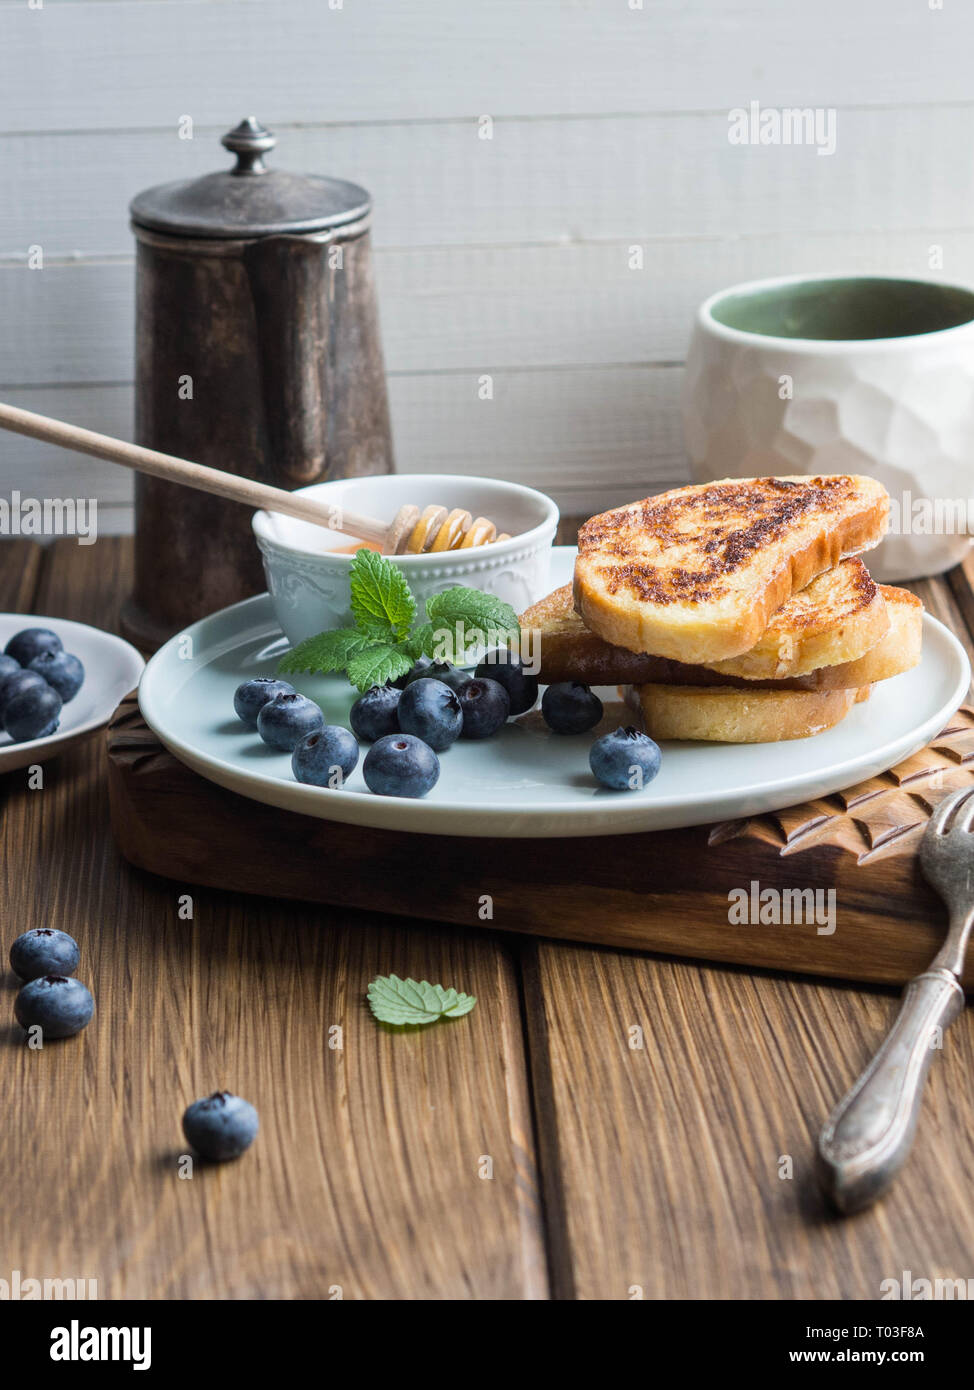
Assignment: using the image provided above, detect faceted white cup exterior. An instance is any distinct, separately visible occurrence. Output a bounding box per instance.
[253,473,559,646]
[682,275,974,581]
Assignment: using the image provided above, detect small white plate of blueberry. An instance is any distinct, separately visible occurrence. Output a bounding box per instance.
[137,547,971,838]
[0,617,145,773]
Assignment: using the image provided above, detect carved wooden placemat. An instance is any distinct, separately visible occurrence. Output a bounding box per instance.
[106,697,974,988]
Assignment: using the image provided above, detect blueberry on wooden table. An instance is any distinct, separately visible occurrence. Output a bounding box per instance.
[349,683,401,742]
[458,677,510,738]
[14,975,94,1040]
[256,692,324,751]
[541,681,604,735]
[4,683,62,742]
[9,928,80,982]
[363,733,440,798]
[397,678,462,752]
[233,676,295,728]
[474,649,539,716]
[4,627,62,668]
[182,1092,258,1162]
[291,725,359,787]
[28,650,84,702]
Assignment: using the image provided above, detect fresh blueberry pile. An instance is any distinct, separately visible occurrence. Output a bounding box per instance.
[9,928,94,1040]
[233,649,664,798]
[232,654,530,800]
[0,627,86,743]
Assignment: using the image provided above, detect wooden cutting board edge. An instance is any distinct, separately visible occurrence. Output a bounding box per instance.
[105,696,974,989]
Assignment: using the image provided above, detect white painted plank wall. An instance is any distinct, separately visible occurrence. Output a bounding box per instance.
[1,0,973,532]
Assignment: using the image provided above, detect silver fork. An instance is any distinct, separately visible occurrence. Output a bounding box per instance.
[817,785,974,1212]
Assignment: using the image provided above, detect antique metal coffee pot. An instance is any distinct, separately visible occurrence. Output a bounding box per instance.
[122,118,393,648]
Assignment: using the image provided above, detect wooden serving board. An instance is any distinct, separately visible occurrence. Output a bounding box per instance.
[106,696,974,989]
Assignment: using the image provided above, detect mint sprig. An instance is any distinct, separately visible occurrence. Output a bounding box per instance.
[346,643,412,691]
[367,974,477,1027]
[277,548,521,690]
[278,627,372,677]
[349,547,416,640]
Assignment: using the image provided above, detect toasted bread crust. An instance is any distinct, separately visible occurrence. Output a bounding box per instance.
[702,558,888,679]
[574,475,889,663]
[624,682,862,743]
[522,581,921,692]
[814,587,922,688]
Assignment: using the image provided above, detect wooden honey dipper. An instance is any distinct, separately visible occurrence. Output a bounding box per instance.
[0,403,512,554]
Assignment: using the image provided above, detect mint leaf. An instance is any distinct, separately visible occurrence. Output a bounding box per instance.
[367,974,477,1026]
[425,587,520,636]
[346,643,412,692]
[349,549,416,641]
[404,624,437,660]
[278,628,370,676]
[425,587,520,658]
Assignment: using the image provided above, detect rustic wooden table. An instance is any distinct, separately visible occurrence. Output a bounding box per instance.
[2,535,974,1301]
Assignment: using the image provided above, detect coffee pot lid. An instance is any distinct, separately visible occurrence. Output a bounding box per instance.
[130,118,371,239]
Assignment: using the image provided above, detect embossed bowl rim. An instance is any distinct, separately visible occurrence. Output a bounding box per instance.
[251,473,559,566]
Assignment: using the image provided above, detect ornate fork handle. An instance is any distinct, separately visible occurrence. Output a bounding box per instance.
[817,969,965,1213]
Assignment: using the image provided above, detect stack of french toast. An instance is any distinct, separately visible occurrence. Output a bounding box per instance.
[521,475,923,742]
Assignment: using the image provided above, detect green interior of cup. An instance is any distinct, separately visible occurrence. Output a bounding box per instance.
[709,277,974,341]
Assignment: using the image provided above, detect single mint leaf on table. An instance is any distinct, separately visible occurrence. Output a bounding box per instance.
[278,628,370,676]
[368,974,477,1026]
[346,643,412,692]
[349,548,416,641]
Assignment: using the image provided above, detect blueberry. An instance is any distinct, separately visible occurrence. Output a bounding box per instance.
[541,681,604,735]
[589,726,661,791]
[458,677,510,739]
[349,683,401,741]
[392,656,433,689]
[28,650,84,703]
[408,659,470,693]
[0,654,21,684]
[9,928,80,982]
[474,649,538,716]
[233,677,296,727]
[4,683,62,742]
[292,725,359,787]
[397,678,462,752]
[14,975,93,1039]
[182,1091,259,1162]
[4,628,62,668]
[0,669,48,718]
[256,692,324,751]
[363,733,440,798]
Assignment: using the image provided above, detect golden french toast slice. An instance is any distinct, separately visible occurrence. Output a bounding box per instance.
[812,586,921,689]
[521,576,921,692]
[574,475,889,664]
[702,558,888,679]
[623,682,865,743]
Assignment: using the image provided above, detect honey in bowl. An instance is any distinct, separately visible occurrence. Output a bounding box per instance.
[328,541,383,555]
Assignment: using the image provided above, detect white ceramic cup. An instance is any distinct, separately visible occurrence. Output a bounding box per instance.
[682,273,974,580]
[253,473,559,646]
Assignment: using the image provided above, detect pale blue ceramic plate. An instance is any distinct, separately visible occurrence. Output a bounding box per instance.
[138,548,970,838]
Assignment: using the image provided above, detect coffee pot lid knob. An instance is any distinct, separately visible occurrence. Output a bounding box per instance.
[221,118,276,175]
